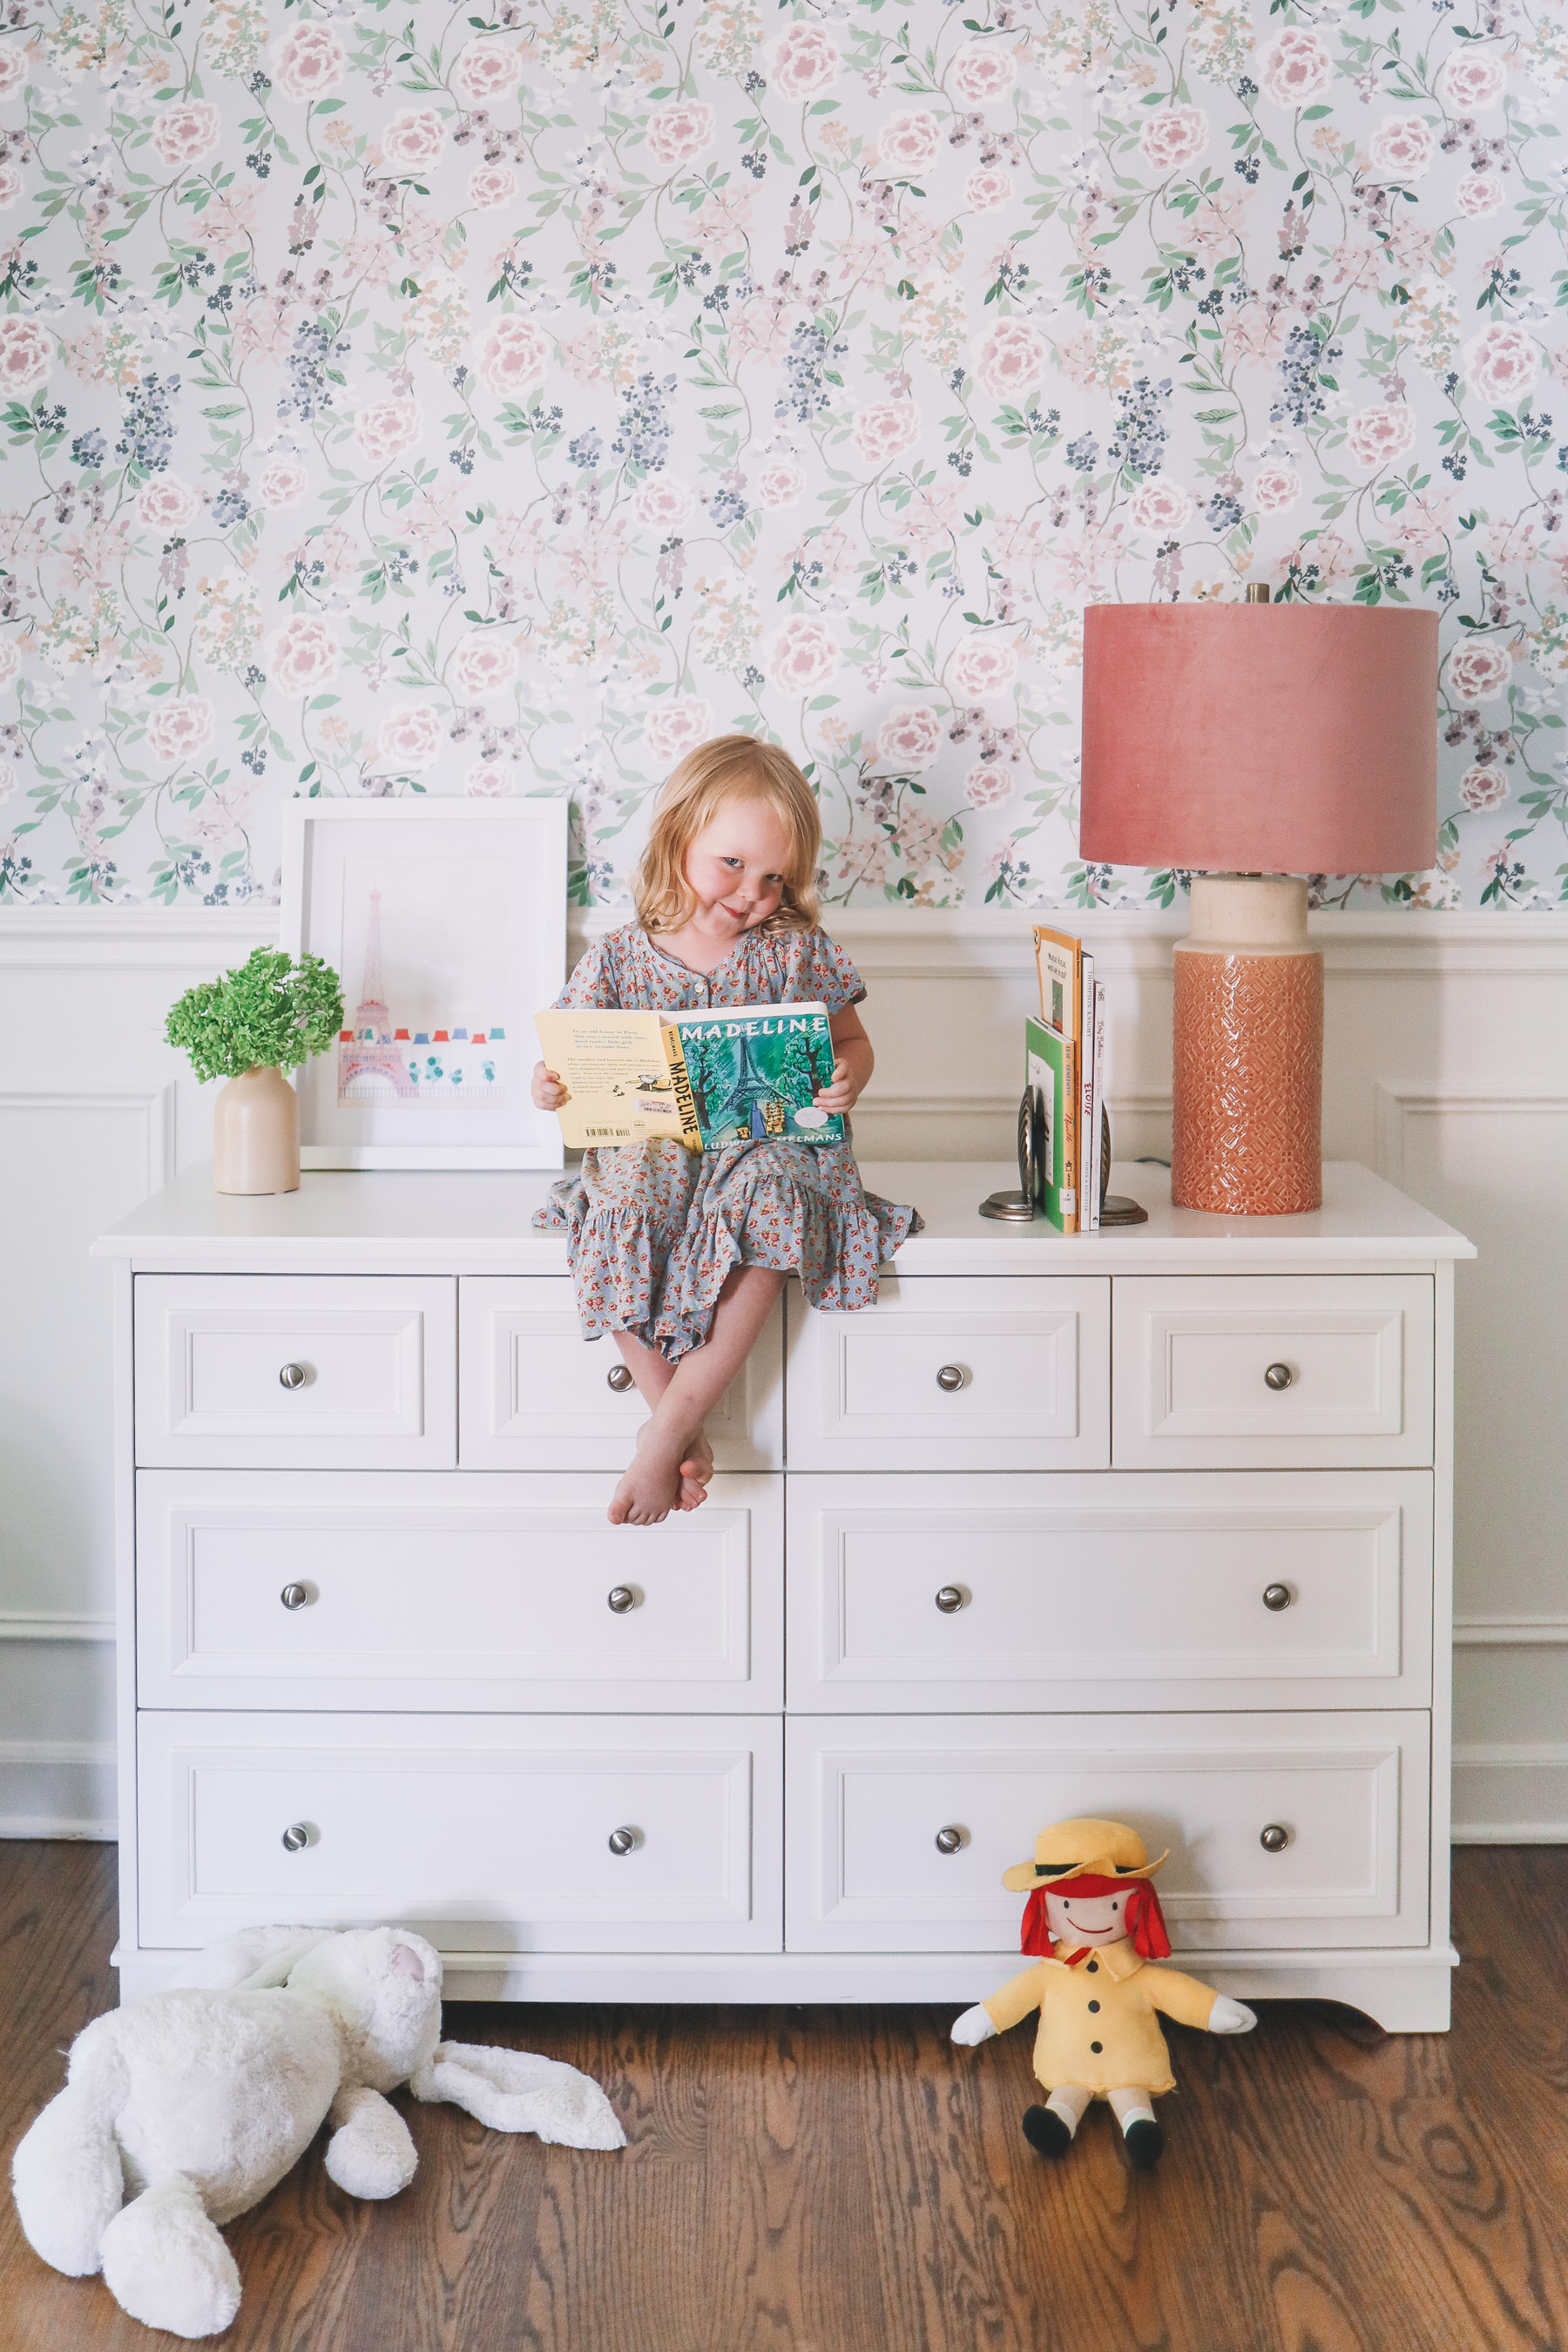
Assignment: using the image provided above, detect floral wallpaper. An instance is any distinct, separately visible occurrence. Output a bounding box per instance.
[0,0,1565,911]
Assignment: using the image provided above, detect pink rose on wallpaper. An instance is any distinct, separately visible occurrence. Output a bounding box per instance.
[851,400,922,468]
[1459,763,1508,811]
[1258,27,1333,108]
[353,396,423,467]
[146,697,214,763]
[1449,642,1512,703]
[1463,321,1538,404]
[971,320,1046,399]
[468,164,516,210]
[873,110,942,179]
[949,43,1017,107]
[271,23,346,102]
[1138,105,1208,175]
[0,46,28,98]
[255,454,308,510]
[632,475,698,531]
[1439,49,1508,112]
[476,314,551,398]
[453,40,523,105]
[948,633,1017,702]
[0,634,19,686]
[375,701,443,772]
[448,631,518,700]
[1253,459,1302,513]
[1455,170,1506,219]
[1369,115,1434,179]
[754,456,807,510]
[767,23,840,99]
[644,695,713,763]
[766,613,840,695]
[0,162,21,207]
[268,614,341,696]
[964,166,1012,213]
[136,475,199,531]
[964,759,1013,808]
[0,316,51,392]
[465,759,510,795]
[645,102,715,170]
[380,109,447,172]
[876,704,943,773]
[1129,478,1193,532]
[1345,405,1417,468]
[151,101,220,168]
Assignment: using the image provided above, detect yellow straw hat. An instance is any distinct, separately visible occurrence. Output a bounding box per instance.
[1000,1816,1169,1896]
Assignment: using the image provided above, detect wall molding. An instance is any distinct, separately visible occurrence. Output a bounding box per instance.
[1456,1617,1568,1648]
[1,1083,175,1194]
[0,1611,115,1642]
[1452,1740,1568,1844]
[0,1739,116,1840]
[1375,1081,1568,1190]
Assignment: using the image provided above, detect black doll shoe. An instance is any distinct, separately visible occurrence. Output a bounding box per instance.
[1021,2105,1074,2159]
[1123,2118,1165,2171]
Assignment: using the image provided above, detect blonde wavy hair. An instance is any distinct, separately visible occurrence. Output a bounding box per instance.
[634,734,821,936]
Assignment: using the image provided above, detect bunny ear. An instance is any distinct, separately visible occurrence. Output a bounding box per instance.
[409,2040,625,2152]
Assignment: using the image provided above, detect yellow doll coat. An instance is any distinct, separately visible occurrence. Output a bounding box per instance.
[982,1941,1221,2097]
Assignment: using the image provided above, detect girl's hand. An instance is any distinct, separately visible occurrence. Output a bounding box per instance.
[531,1059,568,1111]
[814,1057,863,1114]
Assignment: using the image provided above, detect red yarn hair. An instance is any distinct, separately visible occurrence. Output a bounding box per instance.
[1019,1872,1171,1963]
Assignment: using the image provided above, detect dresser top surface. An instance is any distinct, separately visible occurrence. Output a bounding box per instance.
[94,1159,1474,1272]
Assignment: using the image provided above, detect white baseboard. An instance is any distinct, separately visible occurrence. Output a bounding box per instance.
[0,1740,117,1840]
[1452,1742,1568,1843]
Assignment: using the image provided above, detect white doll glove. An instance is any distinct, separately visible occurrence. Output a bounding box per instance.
[950,2004,998,2046]
[1208,1996,1257,2034]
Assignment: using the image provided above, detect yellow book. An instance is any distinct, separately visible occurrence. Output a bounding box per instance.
[1031,926,1084,1235]
[533,1008,701,1151]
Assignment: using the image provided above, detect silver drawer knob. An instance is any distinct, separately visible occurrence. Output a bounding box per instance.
[606,1362,635,1393]
[280,1583,312,1611]
[1262,1583,1292,1612]
[1264,1362,1294,1391]
[279,1362,308,1390]
[607,1585,638,1614]
[935,1586,964,1614]
[935,1364,966,1393]
[607,1826,638,1856]
[280,1822,313,1853]
[1260,1823,1290,1854]
[934,1825,966,1855]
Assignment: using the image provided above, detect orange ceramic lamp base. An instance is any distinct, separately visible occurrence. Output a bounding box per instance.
[1170,875,1322,1217]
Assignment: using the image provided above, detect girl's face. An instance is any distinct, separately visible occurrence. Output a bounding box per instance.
[682,796,796,936]
[1043,1889,1131,1948]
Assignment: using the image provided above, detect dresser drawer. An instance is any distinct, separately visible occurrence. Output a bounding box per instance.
[786,1471,1432,1712]
[135,1470,782,1712]
[133,1276,456,1469]
[458,1277,783,1470]
[784,1277,1110,1470]
[785,1712,1429,1953]
[137,1712,782,1953]
[1112,1276,1434,1468]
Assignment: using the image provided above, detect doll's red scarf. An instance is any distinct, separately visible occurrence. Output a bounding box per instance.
[1020,1870,1171,1963]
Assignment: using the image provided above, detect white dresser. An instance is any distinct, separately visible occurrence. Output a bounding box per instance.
[95,1160,1473,2030]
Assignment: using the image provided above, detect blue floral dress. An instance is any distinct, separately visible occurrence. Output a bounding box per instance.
[536,923,923,1361]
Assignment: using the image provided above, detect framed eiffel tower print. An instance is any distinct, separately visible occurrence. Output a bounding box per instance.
[280,797,568,1169]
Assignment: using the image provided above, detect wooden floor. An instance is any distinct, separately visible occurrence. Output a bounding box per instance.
[3,1844,1567,2352]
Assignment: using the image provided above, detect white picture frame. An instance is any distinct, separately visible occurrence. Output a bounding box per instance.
[280,798,567,1170]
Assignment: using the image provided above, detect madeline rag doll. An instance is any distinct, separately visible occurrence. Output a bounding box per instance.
[950,1817,1256,2170]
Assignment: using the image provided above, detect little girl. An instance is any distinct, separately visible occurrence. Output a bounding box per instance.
[533,735,921,1527]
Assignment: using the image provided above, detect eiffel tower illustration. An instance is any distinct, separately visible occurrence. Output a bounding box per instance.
[338,888,418,1099]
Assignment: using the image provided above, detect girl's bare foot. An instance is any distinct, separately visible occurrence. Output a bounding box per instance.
[676,1430,714,1511]
[608,1425,688,1525]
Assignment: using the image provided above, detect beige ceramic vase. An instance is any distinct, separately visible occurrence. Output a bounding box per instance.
[213,1064,301,1195]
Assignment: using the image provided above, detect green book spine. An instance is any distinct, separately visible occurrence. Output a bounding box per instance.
[1025,1014,1078,1234]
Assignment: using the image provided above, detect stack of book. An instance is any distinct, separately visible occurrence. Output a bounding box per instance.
[1025,927,1105,1235]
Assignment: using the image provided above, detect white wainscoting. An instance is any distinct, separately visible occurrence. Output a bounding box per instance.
[2,903,1565,1842]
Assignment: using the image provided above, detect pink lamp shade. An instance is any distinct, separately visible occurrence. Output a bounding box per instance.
[1079,602,1437,874]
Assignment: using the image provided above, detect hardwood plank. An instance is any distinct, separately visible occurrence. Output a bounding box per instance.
[5,1845,1568,2352]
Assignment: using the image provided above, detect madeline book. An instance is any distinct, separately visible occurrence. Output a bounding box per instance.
[533,1003,843,1153]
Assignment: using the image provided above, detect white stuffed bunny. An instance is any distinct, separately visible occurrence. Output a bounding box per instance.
[11,1923,625,2341]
